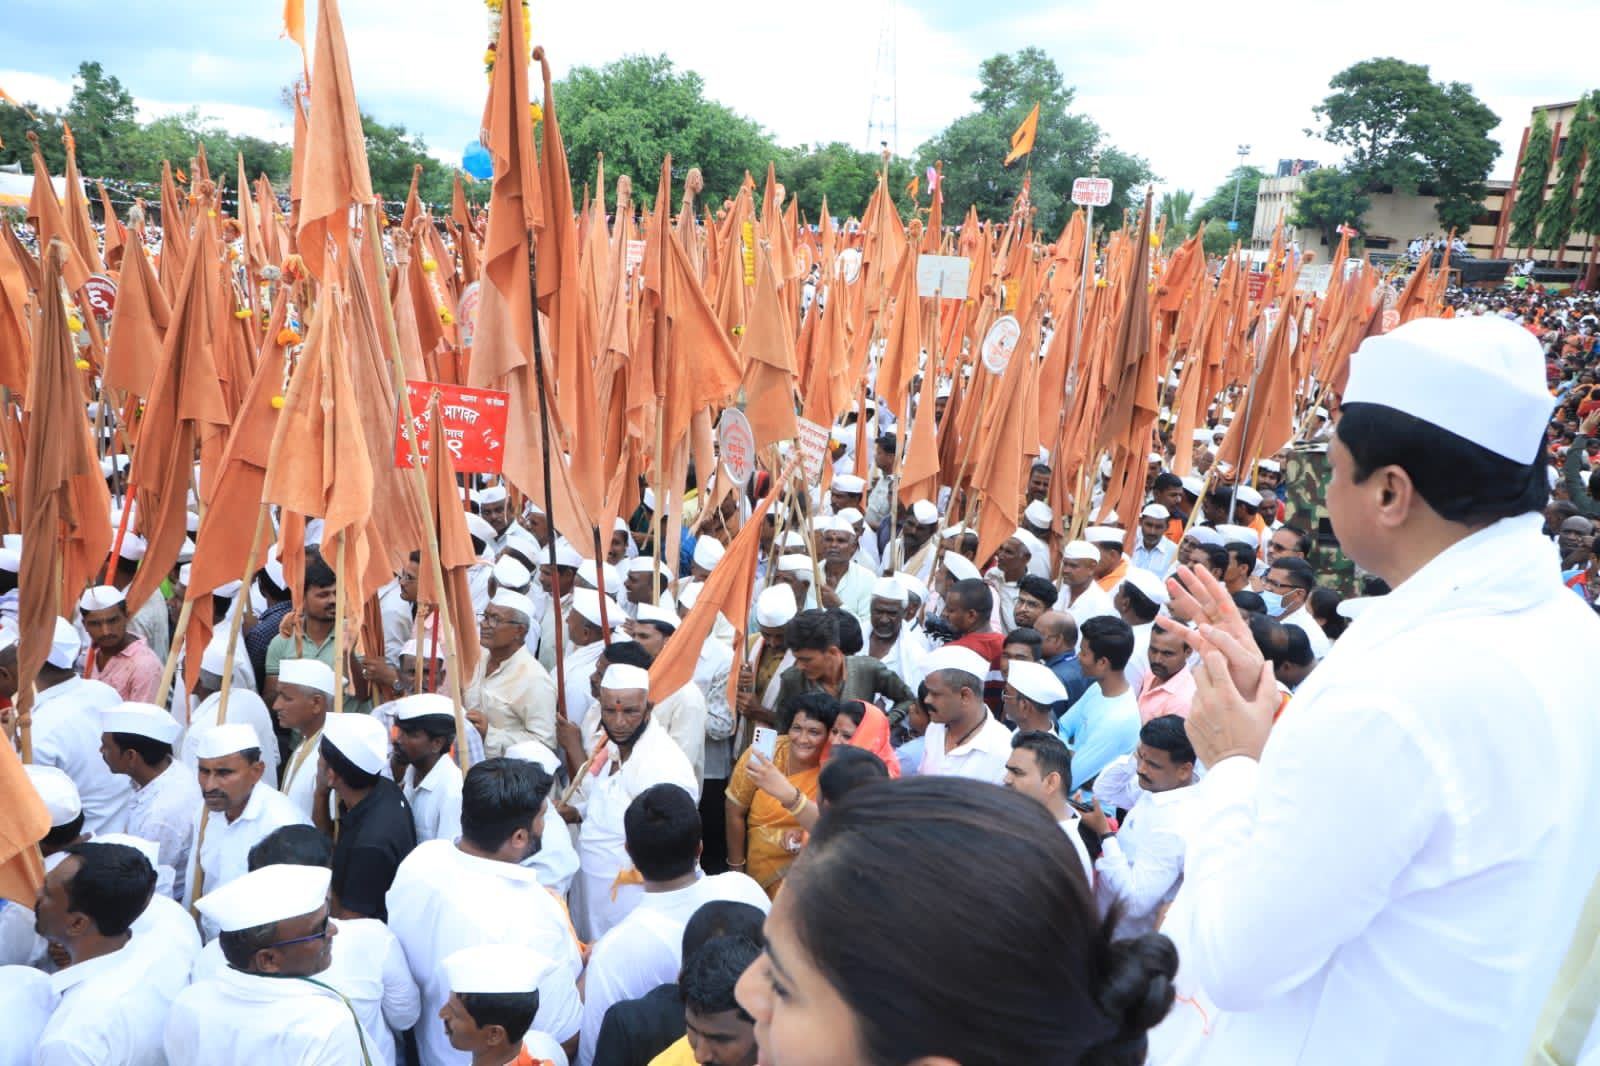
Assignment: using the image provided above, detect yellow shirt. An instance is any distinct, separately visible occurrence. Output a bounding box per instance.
[647,1035,697,1066]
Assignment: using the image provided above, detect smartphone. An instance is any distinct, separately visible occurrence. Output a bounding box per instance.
[1067,791,1095,813]
[752,726,778,760]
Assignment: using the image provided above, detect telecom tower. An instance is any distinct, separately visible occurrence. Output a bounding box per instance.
[865,0,898,157]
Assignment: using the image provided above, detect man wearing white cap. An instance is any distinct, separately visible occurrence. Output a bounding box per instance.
[107,533,172,664]
[918,644,1014,785]
[28,841,178,1065]
[898,499,942,585]
[567,663,699,942]
[1157,316,1600,1065]
[623,556,674,618]
[1003,731,1094,886]
[262,556,341,713]
[181,635,281,787]
[577,784,770,1066]
[736,585,798,732]
[1133,504,1178,575]
[387,758,585,1063]
[101,702,201,901]
[1115,568,1169,694]
[393,694,465,844]
[866,576,930,690]
[477,484,514,545]
[630,607,715,787]
[985,531,1034,632]
[80,584,164,705]
[464,589,558,758]
[439,943,570,1066]
[815,516,874,630]
[1002,658,1069,737]
[186,724,309,930]
[1022,499,1055,543]
[5,622,131,834]
[774,554,817,610]
[557,588,621,724]
[167,863,380,1064]
[1083,526,1130,594]
[274,658,340,820]
[320,714,417,921]
[535,540,583,673]
[689,536,725,583]
[1054,541,1116,627]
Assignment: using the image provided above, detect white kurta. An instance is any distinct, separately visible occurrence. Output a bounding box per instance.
[652,683,709,785]
[186,781,309,938]
[1157,515,1600,1064]
[466,646,560,756]
[919,717,1014,785]
[194,918,421,1066]
[39,942,176,1066]
[1280,603,1333,660]
[1090,754,1196,938]
[125,761,202,900]
[873,624,931,691]
[1057,580,1116,628]
[30,676,131,835]
[128,889,203,1000]
[576,872,772,1066]
[165,964,377,1066]
[572,722,701,942]
[279,728,325,820]
[385,839,584,1066]
[402,756,463,844]
[0,964,52,1066]
[179,688,281,788]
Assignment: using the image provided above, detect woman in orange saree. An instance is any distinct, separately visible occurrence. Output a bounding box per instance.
[724,694,837,897]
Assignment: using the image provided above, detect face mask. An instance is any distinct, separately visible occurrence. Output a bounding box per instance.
[1259,590,1285,616]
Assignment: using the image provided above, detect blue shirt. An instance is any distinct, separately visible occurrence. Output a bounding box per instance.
[1044,650,1093,711]
[1057,682,1140,792]
[897,736,926,776]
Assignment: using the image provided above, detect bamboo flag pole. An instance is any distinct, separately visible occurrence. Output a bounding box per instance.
[332,532,347,715]
[365,202,469,772]
[527,236,571,730]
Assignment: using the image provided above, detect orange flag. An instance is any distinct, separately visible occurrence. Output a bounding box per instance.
[103,233,170,397]
[0,225,31,394]
[17,243,111,730]
[899,357,941,505]
[1216,296,1299,474]
[125,194,230,617]
[417,391,481,683]
[25,134,89,291]
[0,737,49,905]
[96,181,126,272]
[874,248,922,418]
[158,161,189,299]
[739,244,799,449]
[61,134,105,277]
[649,463,788,704]
[1004,103,1041,167]
[972,307,1042,564]
[296,0,375,281]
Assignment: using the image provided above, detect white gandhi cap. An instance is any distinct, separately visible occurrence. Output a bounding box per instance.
[48,617,81,669]
[940,553,981,582]
[755,584,798,628]
[101,702,181,744]
[1006,659,1068,706]
[195,864,331,932]
[25,764,81,826]
[600,663,651,692]
[1121,567,1170,607]
[692,538,725,570]
[1063,541,1101,562]
[1345,315,1552,464]
[78,585,126,612]
[921,644,992,682]
[195,723,264,760]
[279,658,337,697]
[444,943,560,996]
[320,713,391,776]
[871,576,907,604]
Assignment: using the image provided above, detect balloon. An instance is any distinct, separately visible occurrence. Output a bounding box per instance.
[462,140,493,181]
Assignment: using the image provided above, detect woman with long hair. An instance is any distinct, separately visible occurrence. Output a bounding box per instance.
[737,778,1179,1065]
[724,692,838,896]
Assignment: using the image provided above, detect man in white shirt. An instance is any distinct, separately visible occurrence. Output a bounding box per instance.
[1132,504,1179,574]
[556,587,619,726]
[536,540,582,673]
[465,589,560,756]
[631,611,712,784]
[180,635,281,788]
[186,724,309,932]
[100,702,201,900]
[917,645,1013,785]
[1158,316,1600,1064]
[985,531,1033,632]
[1003,730,1095,886]
[1114,568,1168,695]
[437,944,569,1066]
[1078,715,1198,937]
[865,577,930,690]
[272,658,337,819]
[815,516,875,631]
[1055,541,1116,626]
[385,757,585,1064]
[577,784,771,1066]
[5,620,131,834]
[564,662,700,942]
[168,863,378,1065]
[31,841,177,1066]
[1264,556,1332,660]
[393,693,465,844]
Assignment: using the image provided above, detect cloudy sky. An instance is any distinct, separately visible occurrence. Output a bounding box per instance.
[1,0,1591,204]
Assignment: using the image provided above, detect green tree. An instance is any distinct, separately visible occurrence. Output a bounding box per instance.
[1574,94,1600,266]
[361,115,453,205]
[1539,97,1595,260]
[1289,168,1371,251]
[779,142,911,222]
[1157,188,1193,247]
[914,47,1152,233]
[1310,58,1499,232]
[554,54,777,211]
[1508,111,1554,253]
[64,61,139,177]
[1200,218,1234,257]
[0,98,65,172]
[1189,165,1268,231]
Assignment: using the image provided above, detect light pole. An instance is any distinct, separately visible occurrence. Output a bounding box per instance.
[1228,143,1251,231]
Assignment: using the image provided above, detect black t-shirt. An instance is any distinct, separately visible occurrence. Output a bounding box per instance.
[331,777,417,920]
[592,983,683,1066]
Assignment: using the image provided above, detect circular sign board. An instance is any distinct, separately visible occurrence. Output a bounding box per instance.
[717,408,757,489]
[1380,308,1400,333]
[836,248,862,284]
[980,314,1021,375]
[457,281,482,348]
[83,274,117,322]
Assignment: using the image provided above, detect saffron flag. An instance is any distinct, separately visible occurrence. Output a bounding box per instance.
[1004,103,1040,167]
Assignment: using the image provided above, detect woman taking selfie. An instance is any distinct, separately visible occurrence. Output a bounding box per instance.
[737,778,1179,1065]
[725,692,838,897]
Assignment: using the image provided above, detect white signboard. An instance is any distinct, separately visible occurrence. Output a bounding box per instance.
[796,418,830,483]
[980,315,1021,375]
[915,255,970,299]
[1071,176,1114,208]
[718,408,757,488]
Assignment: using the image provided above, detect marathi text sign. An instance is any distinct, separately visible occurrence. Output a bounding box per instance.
[395,380,510,474]
[796,418,830,483]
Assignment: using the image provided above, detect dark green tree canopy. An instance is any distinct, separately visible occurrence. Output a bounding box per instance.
[1507,111,1553,252]
[1189,165,1268,231]
[1289,168,1371,252]
[1310,58,1498,232]
[914,47,1152,233]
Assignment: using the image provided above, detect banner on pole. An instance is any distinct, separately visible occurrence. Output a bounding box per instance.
[395,380,510,473]
[718,409,757,489]
[796,418,830,483]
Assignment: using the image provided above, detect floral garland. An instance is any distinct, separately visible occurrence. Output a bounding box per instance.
[483,0,532,79]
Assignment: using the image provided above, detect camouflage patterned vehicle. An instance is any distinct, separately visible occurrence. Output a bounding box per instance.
[1284,442,1367,597]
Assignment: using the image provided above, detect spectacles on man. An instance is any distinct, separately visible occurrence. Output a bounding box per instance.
[1261,576,1304,594]
[266,916,331,951]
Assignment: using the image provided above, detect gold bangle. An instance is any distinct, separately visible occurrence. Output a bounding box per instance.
[786,791,808,816]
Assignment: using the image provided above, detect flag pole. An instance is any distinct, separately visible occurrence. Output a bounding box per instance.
[332,531,347,715]
[366,201,470,771]
[211,502,271,728]
[526,234,570,724]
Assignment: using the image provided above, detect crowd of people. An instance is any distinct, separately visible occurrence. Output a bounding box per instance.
[4,239,1600,1066]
